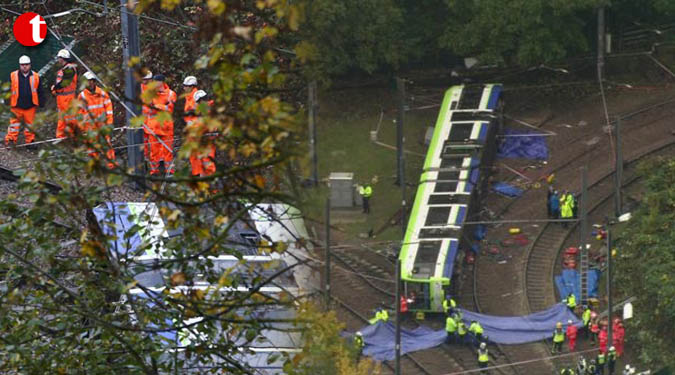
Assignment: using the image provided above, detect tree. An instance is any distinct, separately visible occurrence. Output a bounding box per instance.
[286,303,380,375]
[614,157,675,369]
[296,0,408,79]
[0,0,317,373]
[440,0,602,66]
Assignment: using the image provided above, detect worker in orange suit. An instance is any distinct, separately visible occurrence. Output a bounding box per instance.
[182,75,199,123]
[145,74,177,175]
[141,70,153,159]
[77,71,116,169]
[566,319,578,351]
[51,49,78,138]
[5,55,45,145]
[184,89,216,177]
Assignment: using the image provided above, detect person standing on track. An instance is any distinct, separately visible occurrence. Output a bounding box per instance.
[445,313,457,344]
[477,342,489,374]
[5,55,45,146]
[145,74,177,176]
[552,321,565,354]
[359,183,373,214]
[51,49,78,139]
[77,71,116,169]
[141,70,153,161]
[566,319,578,351]
[184,90,216,177]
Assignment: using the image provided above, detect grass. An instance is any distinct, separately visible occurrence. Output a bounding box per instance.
[299,86,440,243]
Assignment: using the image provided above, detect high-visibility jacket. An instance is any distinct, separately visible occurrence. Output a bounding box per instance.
[10,70,39,107]
[469,322,483,335]
[597,353,606,365]
[445,316,457,333]
[457,322,467,336]
[146,83,177,135]
[553,328,565,343]
[359,185,372,198]
[582,308,591,326]
[566,294,576,309]
[354,335,364,349]
[78,86,113,128]
[183,87,198,123]
[587,364,596,374]
[53,63,77,108]
[400,296,408,313]
[443,298,456,313]
[607,349,616,362]
[379,309,389,322]
[477,348,488,363]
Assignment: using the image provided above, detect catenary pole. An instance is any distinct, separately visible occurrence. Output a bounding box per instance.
[325,197,331,310]
[120,0,144,177]
[308,81,318,186]
[580,166,588,304]
[614,117,623,216]
[395,258,401,375]
[606,223,613,348]
[597,7,605,83]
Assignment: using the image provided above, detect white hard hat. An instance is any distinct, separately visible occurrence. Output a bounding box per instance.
[83,71,96,80]
[568,320,572,324]
[183,76,197,86]
[193,89,207,102]
[19,55,31,64]
[626,365,631,370]
[355,331,362,336]
[143,70,153,80]
[479,342,486,349]
[57,49,71,59]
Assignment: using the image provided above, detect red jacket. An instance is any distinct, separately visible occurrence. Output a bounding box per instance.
[566,325,578,340]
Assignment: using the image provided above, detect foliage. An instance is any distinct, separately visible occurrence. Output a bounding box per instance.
[296,0,408,80]
[614,157,675,369]
[286,303,380,375]
[0,0,315,373]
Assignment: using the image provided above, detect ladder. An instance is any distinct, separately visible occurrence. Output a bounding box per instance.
[580,245,589,305]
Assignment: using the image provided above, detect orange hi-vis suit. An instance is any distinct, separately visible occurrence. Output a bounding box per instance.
[566,324,578,351]
[6,70,41,144]
[77,86,116,169]
[52,63,78,138]
[184,99,215,177]
[141,82,151,159]
[145,83,177,175]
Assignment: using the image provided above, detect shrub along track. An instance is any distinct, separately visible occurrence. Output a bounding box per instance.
[472,95,675,374]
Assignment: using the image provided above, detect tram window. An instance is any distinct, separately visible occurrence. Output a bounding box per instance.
[425,207,451,226]
[448,123,473,142]
[434,181,459,193]
[428,194,457,205]
[419,228,460,239]
[440,157,463,169]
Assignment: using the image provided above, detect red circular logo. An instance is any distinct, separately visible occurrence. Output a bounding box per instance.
[13,12,47,47]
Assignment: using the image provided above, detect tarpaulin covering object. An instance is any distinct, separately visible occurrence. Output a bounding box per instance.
[351,303,582,360]
[492,182,524,197]
[555,269,602,303]
[497,129,549,160]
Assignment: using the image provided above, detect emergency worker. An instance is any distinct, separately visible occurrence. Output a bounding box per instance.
[141,70,153,159]
[182,75,198,123]
[51,49,78,138]
[184,89,216,177]
[144,74,177,175]
[607,347,617,375]
[445,314,457,344]
[469,320,484,345]
[552,322,565,354]
[443,295,457,315]
[477,342,489,374]
[359,183,373,213]
[77,71,116,169]
[566,319,578,351]
[354,331,364,358]
[6,55,44,145]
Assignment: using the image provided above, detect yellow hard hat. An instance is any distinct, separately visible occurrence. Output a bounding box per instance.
[556,322,562,328]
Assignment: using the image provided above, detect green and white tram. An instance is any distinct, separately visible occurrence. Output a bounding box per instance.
[400,84,503,312]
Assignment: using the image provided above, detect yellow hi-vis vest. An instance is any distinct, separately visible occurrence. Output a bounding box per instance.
[445,317,457,333]
[553,328,565,343]
[359,185,372,198]
[597,353,606,365]
[478,348,489,363]
[457,322,467,336]
[443,298,456,312]
[566,294,576,309]
[470,322,484,335]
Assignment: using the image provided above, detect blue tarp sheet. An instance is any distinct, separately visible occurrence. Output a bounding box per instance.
[497,129,549,160]
[351,303,582,360]
[492,182,524,197]
[555,269,602,303]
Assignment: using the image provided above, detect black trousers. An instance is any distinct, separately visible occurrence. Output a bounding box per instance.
[362,196,370,213]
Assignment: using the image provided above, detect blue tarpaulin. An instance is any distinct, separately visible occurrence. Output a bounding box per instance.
[492,182,524,197]
[351,303,582,360]
[555,269,602,303]
[497,129,549,160]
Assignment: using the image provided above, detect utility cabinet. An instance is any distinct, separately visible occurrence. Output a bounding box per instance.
[328,172,355,208]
